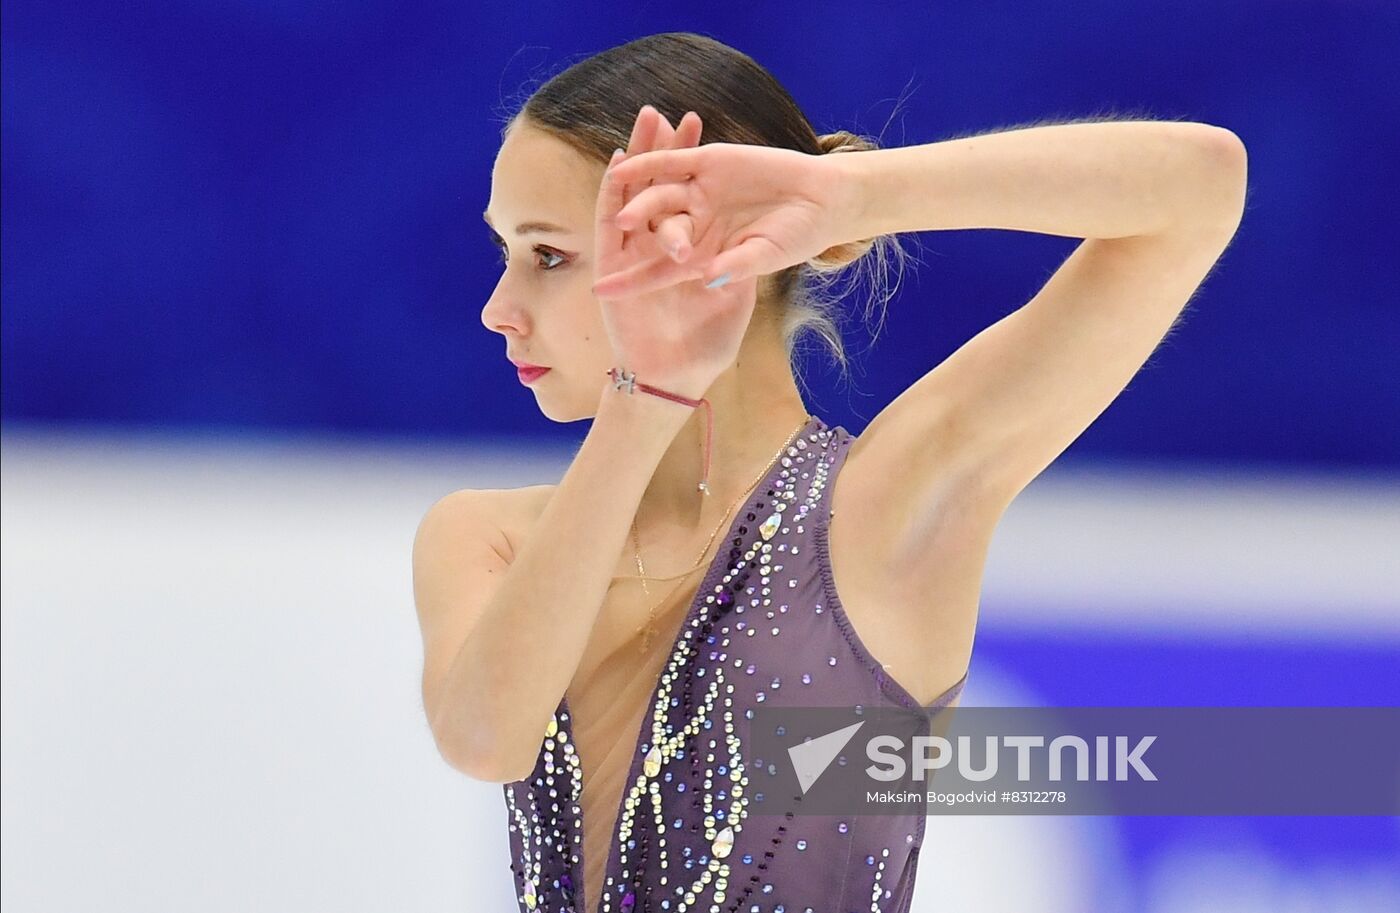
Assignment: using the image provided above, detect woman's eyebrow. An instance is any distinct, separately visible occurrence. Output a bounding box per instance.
[481,211,573,236]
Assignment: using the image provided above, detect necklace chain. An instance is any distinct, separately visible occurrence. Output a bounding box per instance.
[618,414,811,653]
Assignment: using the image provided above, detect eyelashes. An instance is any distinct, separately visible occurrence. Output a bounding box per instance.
[489,235,567,271]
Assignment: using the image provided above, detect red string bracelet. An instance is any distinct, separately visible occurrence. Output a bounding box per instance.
[606,367,714,494]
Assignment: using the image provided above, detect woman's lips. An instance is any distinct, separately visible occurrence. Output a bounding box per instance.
[517,365,550,384]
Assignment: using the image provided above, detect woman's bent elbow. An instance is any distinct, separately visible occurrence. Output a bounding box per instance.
[432,716,536,783]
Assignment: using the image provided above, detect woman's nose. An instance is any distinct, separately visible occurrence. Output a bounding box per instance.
[480,281,521,334]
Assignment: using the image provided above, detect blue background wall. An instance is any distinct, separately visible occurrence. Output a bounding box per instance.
[3,3,1397,912]
[4,1,1398,466]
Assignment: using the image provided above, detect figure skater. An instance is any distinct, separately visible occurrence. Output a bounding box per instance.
[412,31,1246,913]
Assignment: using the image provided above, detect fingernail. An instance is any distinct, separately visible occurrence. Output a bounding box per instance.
[705,272,731,289]
[610,148,625,164]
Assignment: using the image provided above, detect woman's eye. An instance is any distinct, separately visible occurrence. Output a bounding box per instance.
[535,248,566,270]
[491,239,566,271]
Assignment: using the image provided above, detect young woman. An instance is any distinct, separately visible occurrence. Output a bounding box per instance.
[413,32,1246,913]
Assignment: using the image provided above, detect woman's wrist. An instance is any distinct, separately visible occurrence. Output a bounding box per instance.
[597,369,697,434]
[820,149,876,246]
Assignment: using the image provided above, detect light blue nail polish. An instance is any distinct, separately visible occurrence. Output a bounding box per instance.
[705,272,732,289]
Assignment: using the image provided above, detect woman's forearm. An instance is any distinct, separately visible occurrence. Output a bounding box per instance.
[832,119,1247,242]
[432,383,694,782]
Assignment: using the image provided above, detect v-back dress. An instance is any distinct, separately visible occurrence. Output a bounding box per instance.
[501,415,969,913]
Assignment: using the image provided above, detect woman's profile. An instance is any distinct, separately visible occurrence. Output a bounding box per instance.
[412,31,1246,913]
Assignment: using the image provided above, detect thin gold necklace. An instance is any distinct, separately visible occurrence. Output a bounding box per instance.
[618,415,811,653]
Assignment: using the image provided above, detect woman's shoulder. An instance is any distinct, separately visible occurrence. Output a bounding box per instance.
[418,483,554,561]
[477,483,556,560]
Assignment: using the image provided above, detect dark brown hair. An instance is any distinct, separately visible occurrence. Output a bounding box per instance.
[496,32,910,389]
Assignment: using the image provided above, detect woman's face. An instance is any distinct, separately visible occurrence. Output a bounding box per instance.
[480,122,614,421]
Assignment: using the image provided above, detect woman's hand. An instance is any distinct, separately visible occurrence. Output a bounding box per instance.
[591,131,858,299]
[594,106,764,400]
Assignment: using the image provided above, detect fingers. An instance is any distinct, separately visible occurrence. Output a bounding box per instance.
[615,183,692,232]
[626,104,656,154]
[700,234,781,289]
[675,110,703,147]
[608,146,702,186]
[654,110,702,261]
[613,183,697,262]
[595,106,702,287]
[594,148,630,257]
[629,106,679,210]
[624,104,673,216]
[655,212,696,262]
[592,253,704,300]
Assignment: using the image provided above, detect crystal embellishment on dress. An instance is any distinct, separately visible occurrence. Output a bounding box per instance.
[759,511,781,540]
[642,744,662,778]
[712,824,735,858]
[599,609,746,911]
[499,419,959,913]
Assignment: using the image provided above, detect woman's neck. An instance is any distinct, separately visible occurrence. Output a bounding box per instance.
[634,354,810,541]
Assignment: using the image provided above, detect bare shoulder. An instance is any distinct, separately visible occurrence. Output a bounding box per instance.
[416,483,555,565]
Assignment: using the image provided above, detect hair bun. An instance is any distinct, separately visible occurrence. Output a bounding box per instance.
[816,130,877,155]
